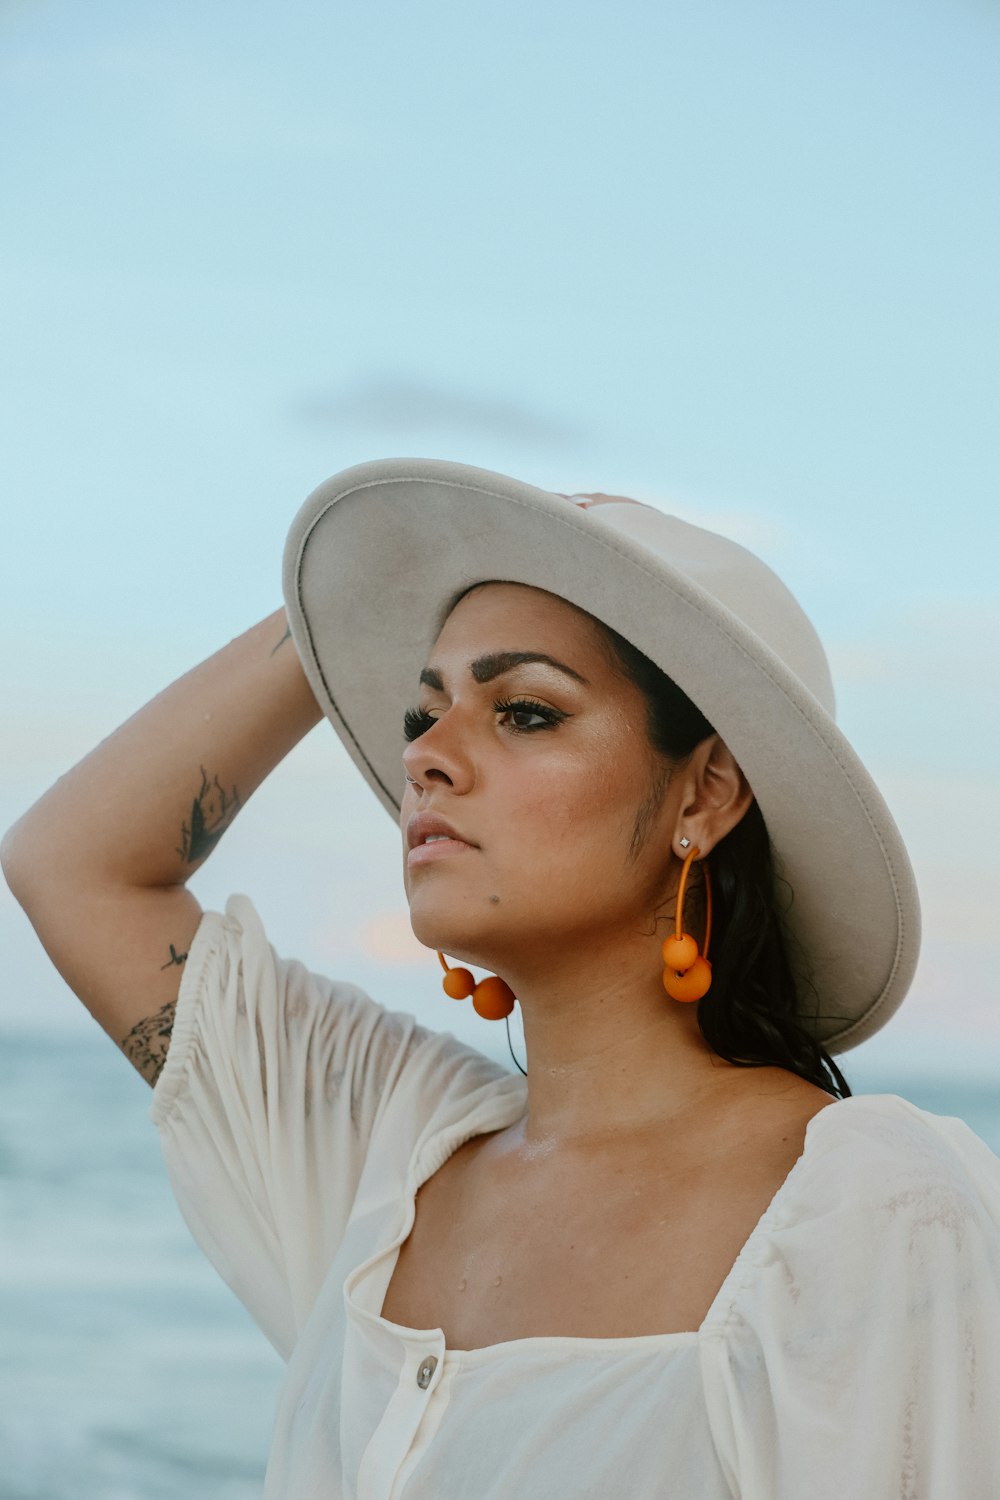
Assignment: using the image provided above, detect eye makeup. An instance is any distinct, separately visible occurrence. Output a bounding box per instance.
[402,696,567,742]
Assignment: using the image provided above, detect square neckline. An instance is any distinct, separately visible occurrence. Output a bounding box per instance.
[347,1089,879,1361]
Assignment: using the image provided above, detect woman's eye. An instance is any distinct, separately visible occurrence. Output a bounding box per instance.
[402,707,436,741]
[402,698,565,742]
[495,697,559,732]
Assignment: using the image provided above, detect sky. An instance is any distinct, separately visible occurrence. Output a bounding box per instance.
[1,0,998,1088]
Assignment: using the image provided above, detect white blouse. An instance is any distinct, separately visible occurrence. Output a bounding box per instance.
[149,894,1000,1499]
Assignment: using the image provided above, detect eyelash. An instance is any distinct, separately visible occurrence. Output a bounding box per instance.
[402,696,565,742]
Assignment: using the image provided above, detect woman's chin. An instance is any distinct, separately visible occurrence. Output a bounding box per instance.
[406,908,464,957]
[407,914,485,969]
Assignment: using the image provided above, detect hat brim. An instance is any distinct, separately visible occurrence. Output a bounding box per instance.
[282,457,921,1055]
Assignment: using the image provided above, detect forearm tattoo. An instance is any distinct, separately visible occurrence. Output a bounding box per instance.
[175,765,241,865]
[121,999,178,1088]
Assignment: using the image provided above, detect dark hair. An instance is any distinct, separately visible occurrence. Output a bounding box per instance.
[592,619,852,1100]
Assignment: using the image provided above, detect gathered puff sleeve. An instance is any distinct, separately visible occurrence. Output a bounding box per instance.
[147,893,504,1362]
[701,1095,1000,1500]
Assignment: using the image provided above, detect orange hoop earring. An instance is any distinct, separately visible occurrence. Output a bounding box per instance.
[661,845,713,1003]
[437,952,516,1020]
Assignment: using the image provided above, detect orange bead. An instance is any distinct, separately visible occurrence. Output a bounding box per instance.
[662,955,712,1003]
[472,975,516,1020]
[442,966,475,999]
[661,932,698,972]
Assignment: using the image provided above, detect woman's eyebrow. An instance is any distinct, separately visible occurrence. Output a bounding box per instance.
[419,651,590,690]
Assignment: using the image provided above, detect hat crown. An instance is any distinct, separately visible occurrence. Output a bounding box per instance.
[600,502,836,716]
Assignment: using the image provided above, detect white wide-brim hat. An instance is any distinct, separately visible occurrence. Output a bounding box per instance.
[282,456,920,1055]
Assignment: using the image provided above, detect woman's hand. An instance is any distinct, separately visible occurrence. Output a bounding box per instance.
[554,491,646,510]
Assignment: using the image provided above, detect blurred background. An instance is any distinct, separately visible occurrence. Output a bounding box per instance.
[1,0,998,1495]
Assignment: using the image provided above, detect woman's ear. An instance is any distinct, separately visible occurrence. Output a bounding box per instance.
[675,735,754,855]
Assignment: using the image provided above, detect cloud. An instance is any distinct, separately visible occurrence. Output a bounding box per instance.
[900,940,997,1034]
[600,481,790,560]
[860,766,1000,1039]
[307,904,434,968]
[290,373,586,448]
[358,910,434,965]
[825,598,999,774]
[829,597,1000,687]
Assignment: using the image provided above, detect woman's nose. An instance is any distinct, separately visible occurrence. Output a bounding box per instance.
[402,715,472,791]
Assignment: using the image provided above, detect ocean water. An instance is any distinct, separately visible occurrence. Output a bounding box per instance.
[0,1028,282,1500]
[2,1024,1000,1500]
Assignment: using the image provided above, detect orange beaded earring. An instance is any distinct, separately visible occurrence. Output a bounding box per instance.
[661,843,713,1002]
[437,952,517,1020]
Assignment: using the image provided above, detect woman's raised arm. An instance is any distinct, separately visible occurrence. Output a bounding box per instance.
[0,607,324,1082]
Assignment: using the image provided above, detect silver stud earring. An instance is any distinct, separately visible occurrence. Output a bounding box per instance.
[679,836,691,849]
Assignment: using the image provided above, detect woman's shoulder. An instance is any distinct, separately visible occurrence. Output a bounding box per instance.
[807,1091,1000,1181]
[713,1090,1000,1345]
[776,1090,1000,1245]
[705,1093,1000,1490]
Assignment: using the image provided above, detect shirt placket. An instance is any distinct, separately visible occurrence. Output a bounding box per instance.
[356,1332,448,1500]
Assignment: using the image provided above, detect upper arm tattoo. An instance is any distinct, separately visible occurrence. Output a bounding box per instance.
[175,765,241,866]
[121,999,178,1088]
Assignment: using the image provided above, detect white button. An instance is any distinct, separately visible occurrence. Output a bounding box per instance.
[416,1355,438,1389]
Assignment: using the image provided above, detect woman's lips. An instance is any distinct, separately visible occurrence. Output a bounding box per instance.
[407,838,477,866]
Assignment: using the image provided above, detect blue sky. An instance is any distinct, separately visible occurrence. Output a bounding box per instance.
[2,0,998,1084]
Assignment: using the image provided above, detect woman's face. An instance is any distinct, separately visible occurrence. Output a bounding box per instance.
[400,582,681,976]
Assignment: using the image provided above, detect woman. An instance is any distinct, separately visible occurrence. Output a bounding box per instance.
[5,456,1000,1497]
